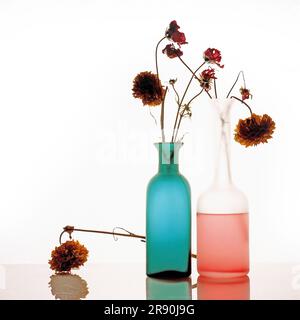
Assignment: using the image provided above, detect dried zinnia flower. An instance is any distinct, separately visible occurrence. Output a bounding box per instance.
[165,20,187,46]
[203,48,224,68]
[162,44,183,59]
[198,68,217,91]
[240,87,252,100]
[132,71,165,106]
[49,240,89,274]
[234,113,275,147]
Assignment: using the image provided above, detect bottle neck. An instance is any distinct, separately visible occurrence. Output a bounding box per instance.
[156,143,181,174]
[212,99,233,187]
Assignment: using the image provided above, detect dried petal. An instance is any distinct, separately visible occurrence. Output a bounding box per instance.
[203,48,224,68]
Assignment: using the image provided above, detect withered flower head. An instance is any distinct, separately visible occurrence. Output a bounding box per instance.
[234,113,275,147]
[180,104,192,118]
[162,44,183,59]
[240,87,252,100]
[169,78,177,85]
[49,240,89,274]
[165,20,187,46]
[132,71,165,107]
[198,68,217,91]
[203,48,224,68]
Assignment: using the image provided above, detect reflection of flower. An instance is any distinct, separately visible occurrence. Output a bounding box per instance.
[165,20,187,45]
[162,44,183,59]
[132,71,165,106]
[49,240,89,273]
[203,48,224,68]
[49,274,89,300]
[240,87,252,100]
[234,113,275,147]
[199,68,216,91]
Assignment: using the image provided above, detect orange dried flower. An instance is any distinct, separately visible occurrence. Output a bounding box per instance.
[49,240,89,274]
[234,113,275,147]
[132,71,165,106]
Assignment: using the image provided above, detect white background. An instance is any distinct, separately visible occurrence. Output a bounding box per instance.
[0,0,298,265]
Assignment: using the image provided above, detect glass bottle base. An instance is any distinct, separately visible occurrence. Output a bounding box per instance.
[198,270,249,279]
[147,270,191,279]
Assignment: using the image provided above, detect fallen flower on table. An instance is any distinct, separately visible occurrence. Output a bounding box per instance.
[49,240,89,274]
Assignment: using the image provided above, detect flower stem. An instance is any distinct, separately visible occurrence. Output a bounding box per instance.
[59,225,197,258]
[154,36,167,142]
[177,55,203,82]
[187,88,204,106]
[174,89,204,141]
[214,78,218,98]
[170,82,180,104]
[155,36,166,80]
[226,70,246,98]
[206,90,212,99]
[231,95,253,116]
[148,108,157,126]
[59,226,145,244]
[171,61,206,142]
[160,87,168,142]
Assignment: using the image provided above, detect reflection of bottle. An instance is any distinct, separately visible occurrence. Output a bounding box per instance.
[49,274,89,300]
[146,143,191,278]
[197,99,249,278]
[197,276,250,300]
[146,277,192,300]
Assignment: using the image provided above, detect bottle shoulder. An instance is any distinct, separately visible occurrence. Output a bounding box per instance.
[147,172,190,190]
[197,185,248,214]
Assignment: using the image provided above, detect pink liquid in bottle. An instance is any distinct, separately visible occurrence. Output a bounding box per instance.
[197,212,249,278]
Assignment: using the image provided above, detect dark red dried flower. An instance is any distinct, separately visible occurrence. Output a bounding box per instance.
[132,71,165,106]
[240,87,252,100]
[198,68,217,91]
[49,240,89,274]
[203,48,224,68]
[165,20,187,46]
[162,44,183,59]
[234,113,275,147]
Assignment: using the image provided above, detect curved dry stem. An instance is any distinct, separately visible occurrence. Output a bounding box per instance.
[174,89,204,141]
[231,95,253,116]
[171,61,206,142]
[155,36,166,80]
[226,70,246,98]
[148,107,158,126]
[59,226,197,259]
[160,87,168,142]
[170,82,180,105]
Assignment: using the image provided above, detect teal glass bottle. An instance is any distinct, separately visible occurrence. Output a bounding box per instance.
[146,142,191,278]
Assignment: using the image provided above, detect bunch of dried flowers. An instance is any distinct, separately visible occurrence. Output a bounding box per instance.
[132,20,275,147]
[48,21,277,275]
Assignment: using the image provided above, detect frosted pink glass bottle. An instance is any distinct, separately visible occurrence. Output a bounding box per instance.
[197,98,249,278]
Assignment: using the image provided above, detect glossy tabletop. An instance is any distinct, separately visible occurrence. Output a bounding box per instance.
[0,262,299,300]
